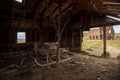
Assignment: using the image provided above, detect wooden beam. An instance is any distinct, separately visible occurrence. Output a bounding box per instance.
[60,16,70,35]
[8,29,11,51]
[56,1,62,63]
[47,4,58,33]
[65,30,68,46]
[23,22,28,30]
[29,30,32,42]
[51,6,59,14]
[31,0,43,17]
[35,31,37,41]
[79,29,83,51]
[44,1,71,64]
[55,3,73,18]
[56,1,71,64]
[103,26,106,57]
[72,32,75,47]
[34,0,52,20]
[41,1,54,15]
[16,21,21,30]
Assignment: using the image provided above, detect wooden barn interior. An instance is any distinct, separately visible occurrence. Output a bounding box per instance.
[0,0,120,80]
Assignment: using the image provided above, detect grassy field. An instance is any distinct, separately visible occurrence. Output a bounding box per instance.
[115,33,120,38]
[82,32,120,51]
[82,40,120,51]
[107,40,120,49]
[17,39,26,43]
[82,40,102,51]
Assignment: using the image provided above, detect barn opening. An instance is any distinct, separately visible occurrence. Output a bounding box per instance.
[82,25,120,58]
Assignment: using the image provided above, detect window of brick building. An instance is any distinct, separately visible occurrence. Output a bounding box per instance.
[90,36,91,39]
[96,36,98,39]
[93,36,95,39]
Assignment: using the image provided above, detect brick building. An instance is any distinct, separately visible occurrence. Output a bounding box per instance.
[88,26,115,40]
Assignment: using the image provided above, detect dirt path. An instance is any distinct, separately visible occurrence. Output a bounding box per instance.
[107,45,120,58]
[87,45,120,58]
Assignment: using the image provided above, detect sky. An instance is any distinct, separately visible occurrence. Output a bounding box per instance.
[17,32,26,39]
[15,0,23,3]
[113,25,120,33]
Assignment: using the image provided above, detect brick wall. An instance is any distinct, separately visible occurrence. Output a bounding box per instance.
[88,26,114,40]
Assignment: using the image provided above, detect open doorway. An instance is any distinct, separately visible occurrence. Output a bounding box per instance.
[82,26,120,58]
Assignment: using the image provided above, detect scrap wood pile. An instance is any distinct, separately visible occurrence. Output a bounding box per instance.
[0,51,34,73]
[34,42,69,53]
[0,42,73,73]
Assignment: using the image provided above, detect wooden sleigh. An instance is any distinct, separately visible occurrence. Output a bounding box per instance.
[32,42,71,67]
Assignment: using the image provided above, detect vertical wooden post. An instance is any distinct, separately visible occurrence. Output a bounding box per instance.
[46,1,70,64]
[29,30,32,42]
[79,16,83,52]
[9,30,11,45]
[79,29,83,52]
[35,31,37,41]
[9,29,12,51]
[47,31,49,41]
[103,27,106,57]
[56,1,62,63]
[39,29,43,45]
[65,30,67,46]
[72,32,74,47]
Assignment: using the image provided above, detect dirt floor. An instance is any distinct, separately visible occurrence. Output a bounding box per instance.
[0,51,120,80]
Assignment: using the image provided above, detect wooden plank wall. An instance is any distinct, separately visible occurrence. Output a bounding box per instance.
[0,0,11,52]
[0,27,83,52]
